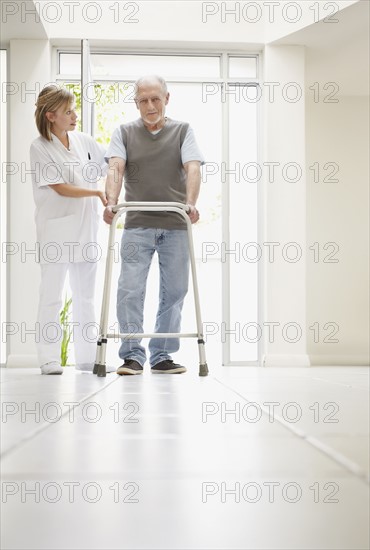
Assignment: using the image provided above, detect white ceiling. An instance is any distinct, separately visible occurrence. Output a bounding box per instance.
[271,0,369,96]
[0,1,47,48]
[1,0,368,96]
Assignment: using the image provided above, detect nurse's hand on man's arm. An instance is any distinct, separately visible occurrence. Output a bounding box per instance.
[50,184,107,206]
[96,191,108,206]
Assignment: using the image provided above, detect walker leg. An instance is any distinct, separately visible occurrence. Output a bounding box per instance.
[94,338,108,377]
[187,218,209,376]
[93,213,117,375]
[97,363,107,377]
[197,339,208,376]
[93,339,102,374]
[199,363,209,377]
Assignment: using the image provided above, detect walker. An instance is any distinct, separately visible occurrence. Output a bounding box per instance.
[93,202,208,377]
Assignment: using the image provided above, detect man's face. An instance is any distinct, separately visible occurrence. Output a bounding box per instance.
[135,83,169,127]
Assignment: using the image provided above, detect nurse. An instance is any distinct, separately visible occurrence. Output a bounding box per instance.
[30,85,107,374]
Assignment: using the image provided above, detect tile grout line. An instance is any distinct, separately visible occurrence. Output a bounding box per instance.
[310,375,369,390]
[213,376,370,486]
[0,375,121,460]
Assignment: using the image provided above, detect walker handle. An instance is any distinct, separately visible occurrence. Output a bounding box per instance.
[111,202,190,214]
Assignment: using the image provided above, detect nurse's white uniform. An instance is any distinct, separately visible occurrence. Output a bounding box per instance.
[30,131,107,369]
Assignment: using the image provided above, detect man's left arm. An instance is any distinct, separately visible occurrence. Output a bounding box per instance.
[184,160,201,224]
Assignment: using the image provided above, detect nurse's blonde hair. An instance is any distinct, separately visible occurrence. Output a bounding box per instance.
[35,85,74,141]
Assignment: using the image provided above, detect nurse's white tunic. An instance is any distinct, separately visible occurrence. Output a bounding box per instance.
[29,131,107,368]
[30,131,107,263]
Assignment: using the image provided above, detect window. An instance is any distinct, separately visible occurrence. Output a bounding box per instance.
[229,56,257,78]
[57,50,260,365]
[59,52,222,79]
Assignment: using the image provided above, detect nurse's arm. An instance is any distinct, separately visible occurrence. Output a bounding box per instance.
[50,183,107,206]
[103,157,125,225]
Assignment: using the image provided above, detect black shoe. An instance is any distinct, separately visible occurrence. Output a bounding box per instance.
[151,360,187,374]
[117,359,143,375]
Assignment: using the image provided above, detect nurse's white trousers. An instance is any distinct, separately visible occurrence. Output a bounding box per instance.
[37,262,97,367]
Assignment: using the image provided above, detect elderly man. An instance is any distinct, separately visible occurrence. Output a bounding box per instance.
[104,75,204,375]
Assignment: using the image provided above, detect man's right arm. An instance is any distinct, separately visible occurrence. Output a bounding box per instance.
[103,157,126,225]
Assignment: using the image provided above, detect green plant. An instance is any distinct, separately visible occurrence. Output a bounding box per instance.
[60,294,72,367]
[63,81,125,146]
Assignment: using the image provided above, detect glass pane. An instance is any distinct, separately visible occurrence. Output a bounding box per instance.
[167,83,222,259]
[229,85,258,362]
[91,82,222,357]
[90,54,220,79]
[59,53,81,76]
[60,53,220,79]
[229,57,257,78]
[62,83,82,131]
[92,82,137,144]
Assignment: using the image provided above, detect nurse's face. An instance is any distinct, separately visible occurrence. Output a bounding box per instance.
[47,102,78,133]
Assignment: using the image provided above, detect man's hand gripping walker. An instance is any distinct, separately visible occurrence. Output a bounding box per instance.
[93,202,209,377]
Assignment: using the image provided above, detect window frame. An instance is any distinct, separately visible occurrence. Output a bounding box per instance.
[0,49,8,366]
[55,46,263,366]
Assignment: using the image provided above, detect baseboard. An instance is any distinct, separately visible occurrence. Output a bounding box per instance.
[309,354,370,367]
[262,353,370,367]
[6,355,39,368]
[262,354,311,367]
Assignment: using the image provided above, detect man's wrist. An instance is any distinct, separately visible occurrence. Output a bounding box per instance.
[106,197,118,206]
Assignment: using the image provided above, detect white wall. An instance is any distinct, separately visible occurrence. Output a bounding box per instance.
[1,51,8,365]
[306,96,369,365]
[261,45,309,367]
[7,40,51,367]
[265,0,358,43]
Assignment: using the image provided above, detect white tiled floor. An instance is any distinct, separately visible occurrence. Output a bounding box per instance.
[1,363,369,550]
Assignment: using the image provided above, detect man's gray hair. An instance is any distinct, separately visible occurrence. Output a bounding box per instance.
[134,75,168,97]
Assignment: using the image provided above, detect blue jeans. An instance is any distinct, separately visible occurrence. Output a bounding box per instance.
[117,228,190,366]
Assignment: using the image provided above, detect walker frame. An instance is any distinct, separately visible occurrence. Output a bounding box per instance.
[93,202,208,377]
